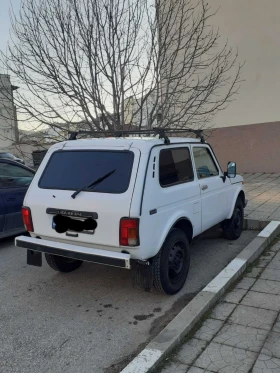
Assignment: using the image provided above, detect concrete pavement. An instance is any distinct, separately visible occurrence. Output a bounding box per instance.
[0,230,257,373]
[160,238,280,373]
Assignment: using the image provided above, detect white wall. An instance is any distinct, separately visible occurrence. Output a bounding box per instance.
[208,0,280,127]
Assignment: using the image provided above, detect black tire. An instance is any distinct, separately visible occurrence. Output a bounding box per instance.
[223,198,244,240]
[45,253,83,272]
[152,228,190,295]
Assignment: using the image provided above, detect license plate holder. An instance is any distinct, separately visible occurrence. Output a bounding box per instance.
[52,215,97,235]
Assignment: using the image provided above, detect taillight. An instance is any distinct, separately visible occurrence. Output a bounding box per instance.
[120,218,139,246]
[22,207,34,232]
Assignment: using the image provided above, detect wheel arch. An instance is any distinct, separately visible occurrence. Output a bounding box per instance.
[227,188,246,219]
[167,217,193,244]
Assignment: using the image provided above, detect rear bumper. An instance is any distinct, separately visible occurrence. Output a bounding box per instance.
[15,236,131,269]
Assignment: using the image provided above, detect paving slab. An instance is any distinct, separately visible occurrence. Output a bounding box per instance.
[161,361,189,373]
[267,252,280,270]
[228,305,278,330]
[244,174,280,221]
[241,291,280,311]
[176,339,207,365]
[245,267,263,278]
[223,289,247,304]
[251,279,280,295]
[252,354,280,373]
[213,324,269,353]
[255,258,271,268]
[187,368,212,373]
[193,319,224,342]
[247,213,272,221]
[269,242,280,251]
[194,342,257,373]
[210,302,236,321]
[261,268,280,282]
[236,277,256,290]
[273,319,280,334]
[261,332,280,359]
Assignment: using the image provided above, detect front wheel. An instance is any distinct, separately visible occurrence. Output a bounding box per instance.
[152,229,190,295]
[223,198,244,240]
[45,253,83,272]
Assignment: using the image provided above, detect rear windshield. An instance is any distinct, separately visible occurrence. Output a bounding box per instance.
[39,150,134,194]
[0,153,13,159]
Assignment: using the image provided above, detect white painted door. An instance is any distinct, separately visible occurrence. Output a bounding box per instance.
[141,144,202,253]
[191,145,230,232]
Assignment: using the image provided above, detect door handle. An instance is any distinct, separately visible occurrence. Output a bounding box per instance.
[201,185,208,191]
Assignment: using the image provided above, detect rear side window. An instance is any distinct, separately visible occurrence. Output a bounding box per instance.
[193,147,219,179]
[0,162,34,188]
[159,148,194,187]
[39,150,134,194]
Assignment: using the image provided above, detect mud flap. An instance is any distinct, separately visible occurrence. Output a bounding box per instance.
[132,260,153,292]
[27,250,42,267]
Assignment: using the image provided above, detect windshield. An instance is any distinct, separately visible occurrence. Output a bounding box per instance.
[39,150,134,194]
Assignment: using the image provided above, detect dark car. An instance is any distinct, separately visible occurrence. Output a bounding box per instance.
[0,152,25,165]
[0,159,35,239]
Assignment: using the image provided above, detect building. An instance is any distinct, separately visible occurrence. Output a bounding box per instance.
[169,0,280,129]
[124,93,158,129]
[207,0,280,128]
[0,74,18,149]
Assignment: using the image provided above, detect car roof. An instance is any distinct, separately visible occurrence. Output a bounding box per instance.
[62,136,202,153]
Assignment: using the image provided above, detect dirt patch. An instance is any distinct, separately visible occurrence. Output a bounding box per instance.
[103,342,147,373]
[153,307,162,313]
[149,291,198,337]
[134,313,154,321]
[104,291,199,373]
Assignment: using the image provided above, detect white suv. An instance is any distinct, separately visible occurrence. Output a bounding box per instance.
[15,129,246,295]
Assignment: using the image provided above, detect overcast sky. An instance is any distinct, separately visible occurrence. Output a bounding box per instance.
[0,0,21,56]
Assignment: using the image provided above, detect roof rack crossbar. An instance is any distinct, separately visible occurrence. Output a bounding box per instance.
[68,128,205,144]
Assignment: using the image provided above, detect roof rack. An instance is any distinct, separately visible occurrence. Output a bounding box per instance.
[68,128,205,144]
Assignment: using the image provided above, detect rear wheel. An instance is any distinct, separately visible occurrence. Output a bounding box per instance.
[152,229,190,295]
[45,254,83,272]
[223,198,244,240]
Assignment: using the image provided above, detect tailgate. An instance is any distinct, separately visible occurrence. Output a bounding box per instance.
[25,147,140,248]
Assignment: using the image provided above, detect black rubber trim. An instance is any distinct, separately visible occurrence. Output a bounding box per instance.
[17,239,128,268]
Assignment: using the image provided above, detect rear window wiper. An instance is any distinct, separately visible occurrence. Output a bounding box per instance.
[71,169,116,199]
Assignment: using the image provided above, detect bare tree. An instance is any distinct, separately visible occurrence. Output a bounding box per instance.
[0,0,242,141]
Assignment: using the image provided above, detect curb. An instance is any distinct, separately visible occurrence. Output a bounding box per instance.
[121,221,280,373]
[243,218,270,230]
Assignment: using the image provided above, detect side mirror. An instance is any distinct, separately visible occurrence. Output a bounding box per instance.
[227,161,236,178]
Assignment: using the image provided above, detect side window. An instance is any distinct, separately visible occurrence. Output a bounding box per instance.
[159,148,194,187]
[193,147,219,179]
[0,163,34,188]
